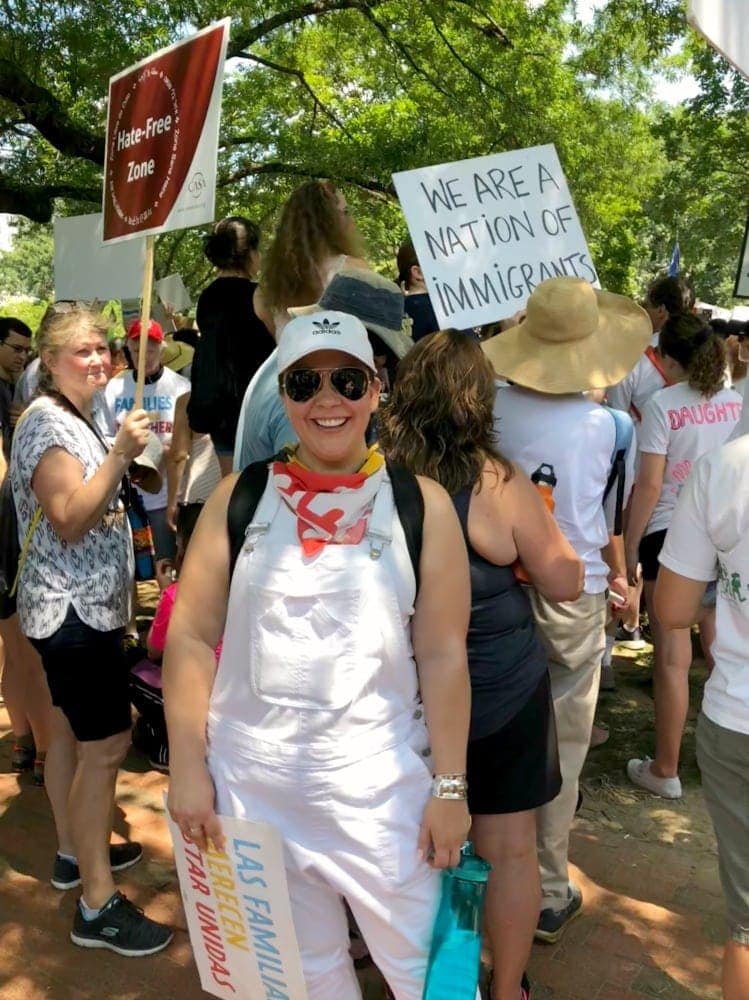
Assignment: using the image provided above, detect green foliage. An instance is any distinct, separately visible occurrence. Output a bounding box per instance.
[0,298,49,335]
[0,1,747,307]
[0,219,54,299]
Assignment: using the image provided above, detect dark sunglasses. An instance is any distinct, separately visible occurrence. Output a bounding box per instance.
[281,366,372,403]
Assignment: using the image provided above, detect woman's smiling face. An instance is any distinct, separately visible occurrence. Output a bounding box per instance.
[45,330,111,400]
[281,349,380,473]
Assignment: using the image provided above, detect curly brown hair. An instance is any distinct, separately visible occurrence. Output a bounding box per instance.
[380,330,513,495]
[659,313,726,398]
[261,181,365,312]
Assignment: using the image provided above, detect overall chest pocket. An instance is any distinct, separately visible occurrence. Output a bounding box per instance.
[248,582,364,710]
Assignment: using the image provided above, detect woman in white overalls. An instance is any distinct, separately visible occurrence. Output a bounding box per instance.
[165,311,472,999]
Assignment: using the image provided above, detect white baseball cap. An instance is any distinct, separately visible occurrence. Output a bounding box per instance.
[277,310,375,374]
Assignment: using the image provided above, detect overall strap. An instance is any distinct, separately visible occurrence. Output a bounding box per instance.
[364,479,394,561]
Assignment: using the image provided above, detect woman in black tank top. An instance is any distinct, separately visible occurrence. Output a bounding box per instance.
[381,330,582,1000]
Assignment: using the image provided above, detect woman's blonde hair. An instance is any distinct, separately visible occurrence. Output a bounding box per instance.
[659,314,726,398]
[380,330,513,495]
[261,180,365,311]
[37,307,110,394]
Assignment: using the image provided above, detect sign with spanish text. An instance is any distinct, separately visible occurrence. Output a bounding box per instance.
[393,145,597,330]
[167,810,308,1000]
[733,211,749,299]
[688,1,749,81]
[103,19,230,244]
[54,213,145,300]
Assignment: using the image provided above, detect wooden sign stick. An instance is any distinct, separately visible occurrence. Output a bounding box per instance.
[134,234,156,411]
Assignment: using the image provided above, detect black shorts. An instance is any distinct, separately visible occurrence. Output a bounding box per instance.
[639,529,667,582]
[467,672,561,815]
[30,606,131,742]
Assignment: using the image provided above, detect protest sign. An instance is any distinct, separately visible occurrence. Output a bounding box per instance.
[688,1,749,81]
[102,19,230,244]
[393,144,597,330]
[166,810,308,1000]
[155,273,191,313]
[733,211,749,299]
[54,213,144,301]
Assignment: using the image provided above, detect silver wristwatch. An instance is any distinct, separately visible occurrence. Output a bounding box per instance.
[431,773,468,800]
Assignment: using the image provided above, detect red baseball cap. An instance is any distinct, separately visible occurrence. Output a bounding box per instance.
[127,319,164,343]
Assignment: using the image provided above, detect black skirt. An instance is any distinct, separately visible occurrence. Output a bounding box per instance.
[467,671,561,815]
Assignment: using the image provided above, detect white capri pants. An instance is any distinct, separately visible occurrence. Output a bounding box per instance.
[210,731,441,1000]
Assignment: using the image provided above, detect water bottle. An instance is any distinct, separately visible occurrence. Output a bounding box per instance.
[513,463,557,584]
[530,463,557,513]
[423,843,491,1000]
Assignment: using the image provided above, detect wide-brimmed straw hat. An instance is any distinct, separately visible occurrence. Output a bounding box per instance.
[482,277,651,394]
[288,266,414,360]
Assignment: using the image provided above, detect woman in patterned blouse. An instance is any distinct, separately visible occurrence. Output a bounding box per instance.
[10,309,172,957]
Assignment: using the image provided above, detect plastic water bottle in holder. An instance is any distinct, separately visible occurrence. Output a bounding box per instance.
[423,843,491,1000]
[513,463,557,584]
[531,463,556,512]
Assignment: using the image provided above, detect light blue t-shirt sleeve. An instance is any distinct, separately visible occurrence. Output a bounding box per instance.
[268,396,296,455]
[234,351,297,469]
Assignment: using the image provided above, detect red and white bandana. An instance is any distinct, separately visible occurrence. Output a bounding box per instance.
[272,446,386,556]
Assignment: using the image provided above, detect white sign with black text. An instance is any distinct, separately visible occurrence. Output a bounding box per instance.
[393,144,597,330]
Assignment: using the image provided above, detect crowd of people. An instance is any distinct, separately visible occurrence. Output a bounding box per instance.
[0,178,748,1000]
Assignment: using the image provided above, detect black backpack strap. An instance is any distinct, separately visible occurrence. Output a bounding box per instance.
[603,453,627,536]
[386,460,424,592]
[227,461,271,577]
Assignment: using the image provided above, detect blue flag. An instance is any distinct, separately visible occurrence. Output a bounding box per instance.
[668,240,680,277]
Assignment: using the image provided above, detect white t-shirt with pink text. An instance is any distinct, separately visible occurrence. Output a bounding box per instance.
[639,383,742,536]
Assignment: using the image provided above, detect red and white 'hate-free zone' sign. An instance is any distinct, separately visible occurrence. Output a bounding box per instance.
[102,19,230,244]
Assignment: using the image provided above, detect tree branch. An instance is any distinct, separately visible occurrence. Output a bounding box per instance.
[227,0,386,58]
[426,9,506,94]
[0,59,104,164]
[357,7,453,98]
[0,178,100,222]
[235,52,353,137]
[221,160,395,201]
[447,0,513,47]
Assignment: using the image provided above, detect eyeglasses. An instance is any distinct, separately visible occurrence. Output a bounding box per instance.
[281,367,372,403]
[2,342,30,356]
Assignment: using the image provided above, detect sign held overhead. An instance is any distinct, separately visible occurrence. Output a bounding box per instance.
[393,144,597,330]
[102,19,230,244]
[688,1,749,81]
[54,213,145,300]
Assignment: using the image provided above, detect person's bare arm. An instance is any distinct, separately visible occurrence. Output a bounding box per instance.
[411,477,472,870]
[624,451,666,582]
[163,473,237,852]
[654,568,706,629]
[166,393,190,529]
[31,409,149,543]
[0,445,6,486]
[506,469,583,602]
[253,286,276,338]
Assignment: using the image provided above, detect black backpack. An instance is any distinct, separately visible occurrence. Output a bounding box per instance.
[227,459,424,589]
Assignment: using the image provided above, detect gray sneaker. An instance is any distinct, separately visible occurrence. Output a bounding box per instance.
[71,891,172,957]
[52,842,143,890]
[535,885,582,943]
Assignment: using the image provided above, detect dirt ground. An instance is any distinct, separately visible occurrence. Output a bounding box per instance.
[0,616,727,999]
